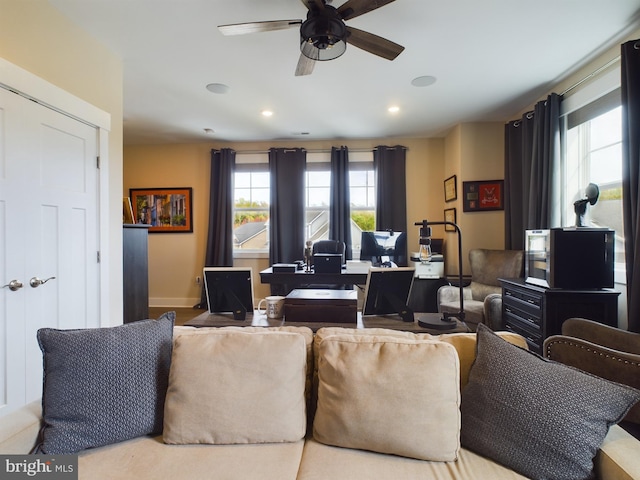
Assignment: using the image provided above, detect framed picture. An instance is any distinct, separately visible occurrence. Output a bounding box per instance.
[444,175,457,202]
[444,208,456,232]
[129,187,193,233]
[462,180,504,212]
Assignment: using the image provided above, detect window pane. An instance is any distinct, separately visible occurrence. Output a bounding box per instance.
[234,170,269,251]
[590,144,622,185]
[590,107,622,150]
[564,100,624,280]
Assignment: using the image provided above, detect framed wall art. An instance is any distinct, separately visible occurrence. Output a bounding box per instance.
[129,187,193,233]
[444,175,457,202]
[444,208,456,232]
[462,180,504,212]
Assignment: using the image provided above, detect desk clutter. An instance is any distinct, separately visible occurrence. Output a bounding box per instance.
[284,289,358,323]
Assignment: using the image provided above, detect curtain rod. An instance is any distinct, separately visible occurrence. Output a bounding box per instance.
[228,147,407,155]
[560,55,620,97]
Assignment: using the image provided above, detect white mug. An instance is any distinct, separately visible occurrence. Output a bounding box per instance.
[257,295,285,319]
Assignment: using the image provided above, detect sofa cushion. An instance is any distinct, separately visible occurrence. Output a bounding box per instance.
[461,323,640,480]
[313,333,460,461]
[36,312,175,454]
[78,434,305,480]
[163,329,307,445]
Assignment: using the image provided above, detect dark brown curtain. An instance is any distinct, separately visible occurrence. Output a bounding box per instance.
[195,148,235,308]
[504,94,561,249]
[374,145,407,232]
[330,146,352,260]
[269,148,306,264]
[621,39,640,332]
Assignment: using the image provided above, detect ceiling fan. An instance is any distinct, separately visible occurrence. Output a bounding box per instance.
[218,0,405,76]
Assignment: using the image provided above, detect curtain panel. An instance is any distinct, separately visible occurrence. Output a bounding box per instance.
[196,148,236,308]
[374,145,407,232]
[330,146,353,260]
[504,94,561,250]
[621,39,640,332]
[269,148,306,264]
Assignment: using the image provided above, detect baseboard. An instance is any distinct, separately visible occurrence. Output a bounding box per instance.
[149,297,201,308]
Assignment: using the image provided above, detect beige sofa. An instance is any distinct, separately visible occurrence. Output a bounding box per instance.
[1,324,639,480]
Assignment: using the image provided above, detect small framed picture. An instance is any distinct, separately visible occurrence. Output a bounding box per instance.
[444,175,457,202]
[462,180,504,212]
[444,208,456,232]
[130,187,193,233]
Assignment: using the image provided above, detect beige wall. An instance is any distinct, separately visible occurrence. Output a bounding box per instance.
[443,122,505,275]
[0,0,124,324]
[124,137,455,307]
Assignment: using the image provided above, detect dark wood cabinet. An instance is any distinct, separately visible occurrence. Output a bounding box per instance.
[499,278,620,354]
[123,225,150,323]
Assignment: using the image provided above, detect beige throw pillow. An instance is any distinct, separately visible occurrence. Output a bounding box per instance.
[163,330,307,445]
[313,334,461,461]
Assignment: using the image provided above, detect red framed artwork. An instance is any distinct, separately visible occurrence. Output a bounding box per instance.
[129,187,193,233]
[462,180,504,212]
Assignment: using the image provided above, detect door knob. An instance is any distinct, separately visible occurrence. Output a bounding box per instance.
[2,280,23,291]
[29,276,56,288]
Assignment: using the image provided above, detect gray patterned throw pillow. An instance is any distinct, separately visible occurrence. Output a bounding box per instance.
[36,312,175,454]
[461,323,640,480]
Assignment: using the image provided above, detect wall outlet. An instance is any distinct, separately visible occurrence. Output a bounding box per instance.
[195,276,201,286]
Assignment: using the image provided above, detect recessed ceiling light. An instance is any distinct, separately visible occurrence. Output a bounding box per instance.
[261,110,273,117]
[411,75,437,87]
[388,106,400,114]
[206,83,230,94]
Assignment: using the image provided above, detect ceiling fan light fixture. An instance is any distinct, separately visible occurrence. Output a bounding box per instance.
[300,6,347,61]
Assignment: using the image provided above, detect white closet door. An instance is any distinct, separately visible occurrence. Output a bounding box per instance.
[0,86,100,415]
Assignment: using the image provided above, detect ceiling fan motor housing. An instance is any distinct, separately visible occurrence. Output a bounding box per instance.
[300,5,347,60]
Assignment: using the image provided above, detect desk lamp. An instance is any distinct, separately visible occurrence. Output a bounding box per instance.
[414,219,466,330]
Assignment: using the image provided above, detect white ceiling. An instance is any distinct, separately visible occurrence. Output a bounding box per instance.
[49,0,640,145]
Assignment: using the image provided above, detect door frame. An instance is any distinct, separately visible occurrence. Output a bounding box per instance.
[0,57,112,327]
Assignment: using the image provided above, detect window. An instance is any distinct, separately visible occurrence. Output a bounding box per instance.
[232,151,376,256]
[233,169,269,251]
[563,88,625,282]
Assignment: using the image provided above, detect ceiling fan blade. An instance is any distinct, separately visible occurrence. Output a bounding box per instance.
[337,0,396,20]
[295,52,316,76]
[218,19,301,36]
[346,26,404,60]
[300,0,326,11]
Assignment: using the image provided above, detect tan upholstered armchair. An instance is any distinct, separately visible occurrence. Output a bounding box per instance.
[544,318,640,434]
[437,249,524,331]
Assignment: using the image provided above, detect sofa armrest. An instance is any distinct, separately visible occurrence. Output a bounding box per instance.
[562,318,640,355]
[596,424,640,480]
[544,335,640,424]
[0,401,42,453]
[483,293,503,330]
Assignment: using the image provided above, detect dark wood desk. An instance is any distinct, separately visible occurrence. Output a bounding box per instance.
[260,267,368,295]
[185,311,469,334]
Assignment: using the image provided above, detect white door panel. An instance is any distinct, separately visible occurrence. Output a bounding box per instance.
[0,86,100,413]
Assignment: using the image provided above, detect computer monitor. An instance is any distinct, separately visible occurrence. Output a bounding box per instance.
[203,267,255,320]
[359,231,407,266]
[362,267,415,322]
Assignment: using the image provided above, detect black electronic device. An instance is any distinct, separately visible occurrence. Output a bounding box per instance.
[313,253,343,274]
[362,267,415,322]
[525,228,614,289]
[359,231,408,267]
[272,263,297,273]
[203,267,255,320]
